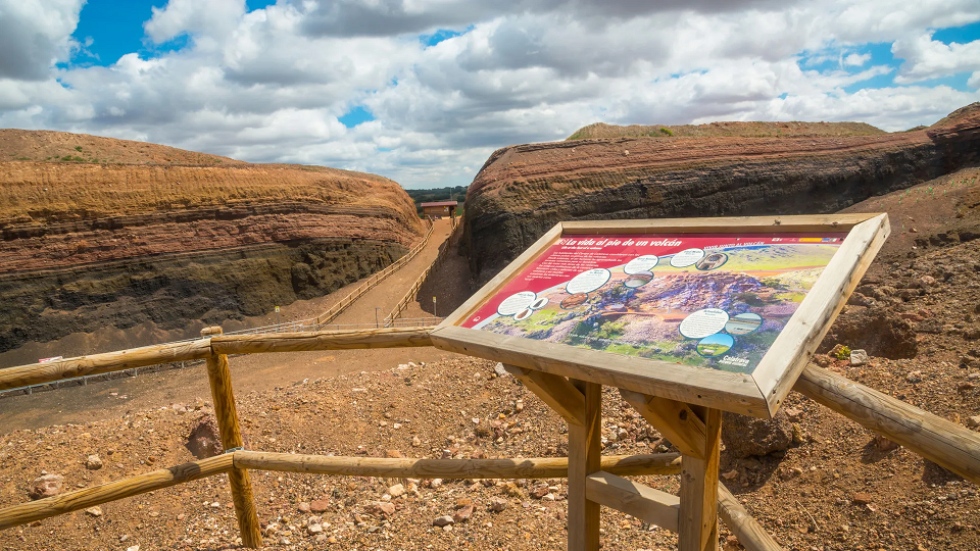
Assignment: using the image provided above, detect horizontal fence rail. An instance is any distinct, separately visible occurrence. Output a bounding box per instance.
[0,322,977,551]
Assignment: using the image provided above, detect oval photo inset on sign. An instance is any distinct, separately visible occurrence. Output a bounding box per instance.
[623,271,653,288]
[560,293,589,309]
[678,308,730,339]
[624,254,659,274]
[670,248,706,268]
[725,312,763,335]
[697,333,734,357]
[497,291,537,316]
[566,268,611,295]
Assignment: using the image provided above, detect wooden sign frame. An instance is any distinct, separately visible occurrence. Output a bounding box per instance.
[431,213,889,418]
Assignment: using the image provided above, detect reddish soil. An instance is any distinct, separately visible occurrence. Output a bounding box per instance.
[1,151,979,551]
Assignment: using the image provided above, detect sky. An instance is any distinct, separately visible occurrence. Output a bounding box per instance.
[1,1,979,189]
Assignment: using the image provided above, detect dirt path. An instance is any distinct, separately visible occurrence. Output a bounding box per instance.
[331,217,452,326]
[0,219,459,433]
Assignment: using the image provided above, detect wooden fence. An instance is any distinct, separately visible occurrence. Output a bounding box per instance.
[315,221,434,325]
[0,326,977,551]
[384,216,464,326]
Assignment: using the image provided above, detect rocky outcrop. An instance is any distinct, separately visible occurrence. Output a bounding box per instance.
[0,138,424,358]
[464,103,980,283]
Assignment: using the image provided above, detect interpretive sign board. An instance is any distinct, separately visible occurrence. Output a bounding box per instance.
[431,214,890,417]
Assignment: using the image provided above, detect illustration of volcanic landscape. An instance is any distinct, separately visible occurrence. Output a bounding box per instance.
[476,243,839,373]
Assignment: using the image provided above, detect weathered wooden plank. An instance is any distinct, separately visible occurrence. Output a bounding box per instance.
[0,455,233,530]
[755,213,889,415]
[0,339,212,391]
[794,363,980,484]
[621,390,706,458]
[440,222,564,327]
[568,381,602,551]
[204,346,261,548]
[430,327,766,416]
[505,364,586,425]
[560,213,879,235]
[679,408,722,551]
[233,451,682,478]
[718,483,784,551]
[586,471,680,532]
[209,327,434,355]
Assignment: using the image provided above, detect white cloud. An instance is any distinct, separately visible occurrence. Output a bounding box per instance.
[0,0,84,80]
[969,71,980,89]
[843,52,871,66]
[893,34,980,83]
[0,0,979,188]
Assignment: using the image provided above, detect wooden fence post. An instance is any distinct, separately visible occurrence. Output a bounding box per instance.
[568,380,601,551]
[201,326,262,548]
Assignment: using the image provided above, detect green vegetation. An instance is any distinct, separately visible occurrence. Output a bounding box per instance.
[405,185,467,215]
[834,345,852,361]
[659,127,673,136]
[74,146,84,152]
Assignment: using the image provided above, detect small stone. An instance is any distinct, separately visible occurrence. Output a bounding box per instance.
[431,478,443,488]
[310,499,330,513]
[85,506,103,517]
[388,484,405,498]
[185,414,223,459]
[297,502,311,513]
[489,497,509,512]
[783,407,803,422]
[850,349,869,366]
[453,505,474,523]
[85,455,103,470]
[515,400,524,413]
[966,415,980,429]
[365,501,396,518]
[852,492,873,505]
[433,515,454,527]
[412,436,422,447]
[29,474,64,500]
[126,546,140,551]
[721,469,739,481]
[386,449,403,458]
[873,435,901,452]
[493,363,509,377]
[958,381,976,391]
[906,370,923,383]
[307,522,323,534]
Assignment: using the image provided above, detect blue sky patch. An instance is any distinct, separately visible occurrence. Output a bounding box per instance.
[246,0,278,12]
[339,105,374,128]
[71,0,169,66]
[420,26,473,47]
[930,20,980,45]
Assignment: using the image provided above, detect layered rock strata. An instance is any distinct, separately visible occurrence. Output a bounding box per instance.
[0,148,424,357]
[464,104,980,283]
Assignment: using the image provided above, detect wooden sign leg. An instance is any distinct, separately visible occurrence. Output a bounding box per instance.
[568,381,601,551]
[204,345,263,548]
[679,407,722,551]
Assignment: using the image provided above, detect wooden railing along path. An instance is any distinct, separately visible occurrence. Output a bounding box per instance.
[384,216,464,326]
[314,221,434,325]
[0,326,977,550]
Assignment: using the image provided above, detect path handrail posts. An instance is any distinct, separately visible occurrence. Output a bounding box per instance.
[316,223,434,325]
[200,327,262,547]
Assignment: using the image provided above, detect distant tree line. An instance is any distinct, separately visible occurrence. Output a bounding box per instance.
[406,185,467,215]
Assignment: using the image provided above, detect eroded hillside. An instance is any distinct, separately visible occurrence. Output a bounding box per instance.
[0,132,424,359]
[465,103,980,283]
